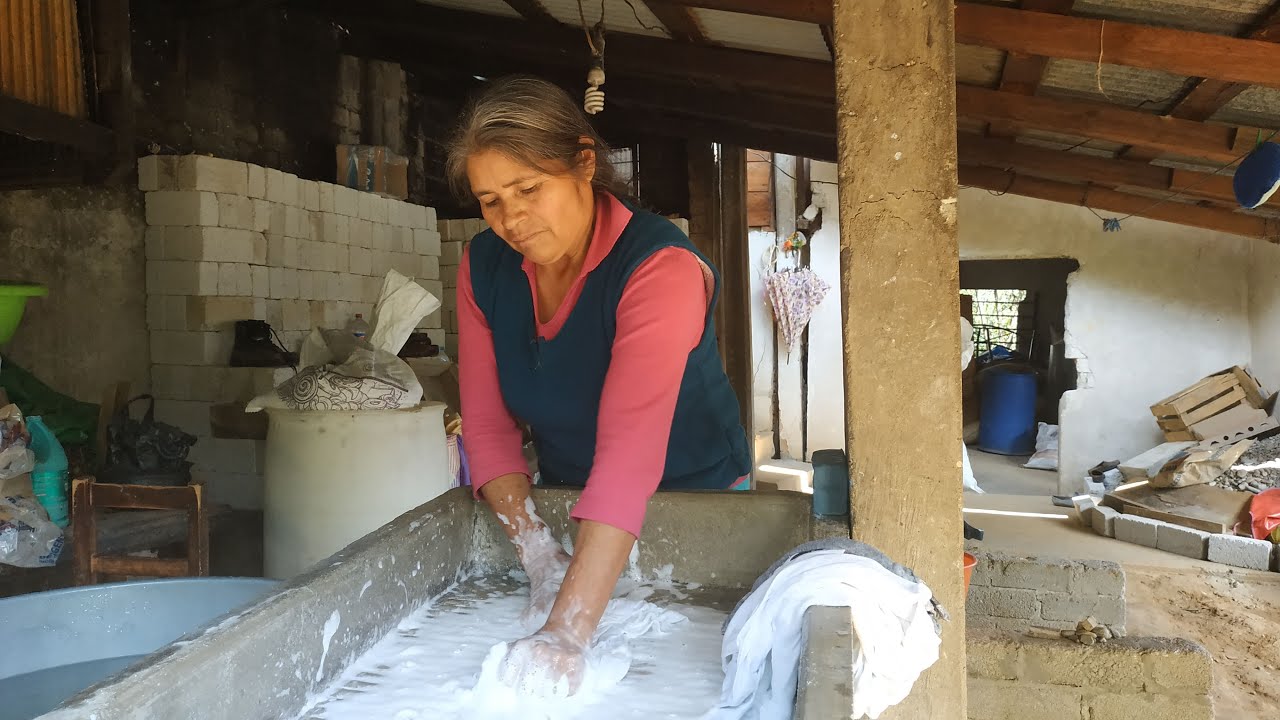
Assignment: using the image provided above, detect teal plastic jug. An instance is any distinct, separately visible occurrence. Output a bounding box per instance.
[27,416,70,528]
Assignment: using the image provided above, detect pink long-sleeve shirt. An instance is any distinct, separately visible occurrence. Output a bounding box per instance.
[459,193,711,537]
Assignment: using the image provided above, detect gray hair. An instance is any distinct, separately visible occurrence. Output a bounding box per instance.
[446,76,624,203]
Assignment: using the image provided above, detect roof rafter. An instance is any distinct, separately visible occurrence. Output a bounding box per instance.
[642,1,709,42]
[499,0,558,23]
[988,0,1076,138]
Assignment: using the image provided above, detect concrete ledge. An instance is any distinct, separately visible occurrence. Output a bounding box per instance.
[967,552,1125,632]
[1156,524,1210,560]
[1114,514,1160,547]
[796,606,855,719]
[967,625,1213,720]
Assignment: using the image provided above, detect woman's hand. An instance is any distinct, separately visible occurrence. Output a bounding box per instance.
[497,630,588,697]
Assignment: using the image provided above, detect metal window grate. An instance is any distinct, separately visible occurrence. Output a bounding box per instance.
[963,288,1035,359]
[609,145,639,197]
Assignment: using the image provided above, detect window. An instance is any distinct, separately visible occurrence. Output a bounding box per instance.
[609,145,639,197]
[963,288,1034,359]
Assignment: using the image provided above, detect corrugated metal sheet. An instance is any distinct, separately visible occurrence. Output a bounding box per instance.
[538,0,669,38]
[1213,86,1280,130]
[419,0,523,19]
[691,8,829,61]
[0,0,86,118]
[1072,0,1271,34]
[956,44,1005,87]
[1040,59,1190,112]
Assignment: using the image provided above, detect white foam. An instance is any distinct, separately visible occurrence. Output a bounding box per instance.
[297,583,725,719]
[315,610,341,683]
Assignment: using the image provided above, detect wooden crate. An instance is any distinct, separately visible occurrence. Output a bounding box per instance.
[1150,366,1268,440]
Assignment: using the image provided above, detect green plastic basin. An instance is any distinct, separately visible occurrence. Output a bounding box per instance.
[0,285,48,344]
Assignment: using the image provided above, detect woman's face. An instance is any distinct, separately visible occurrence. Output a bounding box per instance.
[467,149,596,268]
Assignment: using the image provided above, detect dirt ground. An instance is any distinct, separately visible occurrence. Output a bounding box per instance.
[1126,565,1280,718]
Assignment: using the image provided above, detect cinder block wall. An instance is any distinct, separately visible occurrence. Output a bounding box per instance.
[140,154,443,508]
[967,628,1213,720]
[437,218,488,357]
[968,552,1126,632]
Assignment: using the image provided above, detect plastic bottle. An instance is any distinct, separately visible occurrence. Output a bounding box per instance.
[27,416,70,528]
[348,313,370,340]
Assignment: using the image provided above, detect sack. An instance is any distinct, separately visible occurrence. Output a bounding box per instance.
[1023,423,1060,471]
[0,495,63,567]
[99,395,198,486]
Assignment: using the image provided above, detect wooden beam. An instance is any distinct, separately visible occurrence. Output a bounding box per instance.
[988,0,1076,137]
[957,85,1251,164]
[644,1,709,43]
[956,4,1280,90]
[719,145,753,435]
[0,93,113,152]
[1169,168,1250,206]
[90,0,135,182]
[819,23,836,58]
[959,165,1279,240]
[646,0,830,25]
[500,0,557,23]
[1121,2,1280,159]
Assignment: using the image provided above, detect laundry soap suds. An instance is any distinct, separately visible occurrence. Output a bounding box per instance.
[296,578,728,720]
[315,610,342,683]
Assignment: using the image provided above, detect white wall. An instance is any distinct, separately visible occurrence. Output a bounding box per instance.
[1249,241,1280,393]
[959,189,1254,492]
[804,174,846,456]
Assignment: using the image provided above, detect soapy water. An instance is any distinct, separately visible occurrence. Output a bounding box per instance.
[296,577,728,720]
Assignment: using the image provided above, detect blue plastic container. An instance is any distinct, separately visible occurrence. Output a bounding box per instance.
[978,366,1038,455]
[27,416,69,528]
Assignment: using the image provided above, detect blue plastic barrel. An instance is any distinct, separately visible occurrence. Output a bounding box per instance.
[978,366,1038,455]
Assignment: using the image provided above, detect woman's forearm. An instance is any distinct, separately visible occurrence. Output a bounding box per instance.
[541,519,635,647]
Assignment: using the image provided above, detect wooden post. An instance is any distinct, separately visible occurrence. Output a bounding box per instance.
[717,145,754,437]
[831,0,966,716]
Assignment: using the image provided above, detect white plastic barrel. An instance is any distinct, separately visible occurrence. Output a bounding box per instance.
[262,402,449,579]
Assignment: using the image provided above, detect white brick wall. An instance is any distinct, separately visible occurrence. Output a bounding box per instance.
[140,154,441,509]
[437,218,488,357]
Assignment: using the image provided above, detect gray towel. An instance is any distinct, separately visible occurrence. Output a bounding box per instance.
[724,538,949,633]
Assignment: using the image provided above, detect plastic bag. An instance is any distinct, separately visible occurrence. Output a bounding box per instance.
[0,495,64,567]
[0,404,34,481]
[1023,423,1059,471]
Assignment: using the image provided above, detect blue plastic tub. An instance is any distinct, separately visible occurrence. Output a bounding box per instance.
[978,366,1039,455]
[0,577,277,720]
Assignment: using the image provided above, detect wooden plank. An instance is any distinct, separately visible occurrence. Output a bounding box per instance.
[1104,483,1251,535]
[644,1,709,43]
[1154,373,1236,413]
[1188,404,1268,441]
[187,483,208,576]
[958,165,1280,240]
[747,190,772,228]
[719,146,753,436]
[988,0,1076,137]
[1119,441,1196,480]
[957,85,1247,164]
[91,482,200,511]
[0,92,112,151]
[72,477,95,585]
[955,4,1280,89]
[959,134,1174,191]
[773,154,803,460]
[1124,505,1230,535]
[92,555,190,577]
[1182,386,1246,426]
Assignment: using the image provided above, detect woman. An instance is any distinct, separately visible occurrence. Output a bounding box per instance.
[449,76,751,693]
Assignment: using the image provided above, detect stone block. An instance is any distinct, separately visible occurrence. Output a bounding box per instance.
[966,679,1085,720]
[984,554,1072,593]
[1092,505,1120,537]
[319,183,336,213]
[405,203,427,229]
[441,240,464,265]
[146,295,188,331]
[440,330,454,351]
[349,218,371,248]
[164,227,260,264]
[302,181,321,212]
[264,168,298,206]
[964,634,1018,681]
[319,214,350,246]
[266,202,289,237]
[297,241,319,272]
[350,246,373,276]
[414,229,442,256]
[145,227,166,260]
[1156,524,1210,560]
[264,299,284,329]
[215,193,254,230]
[153,399,214,437]
[967,587,1038,620]
[217,263,253,297]
[189,437,260,476]
[357,190,378,221]
[252,199,271,232]
[369,223,390,251]
[443,270,458,289]
[391,226,413,253]
[147,260,220,296]
[332,242,349,273]
[1207,533,1272,570]
[138,155,178,191]
[386,199,405,228]
[1070,559,1125,597]
[267,235,300,269]
[1114,515,1161,548]
[177,156,248,195]
[252,266,270,298]
[1089,693,1211,720]
[146,191,219,227]
[150,331,232,366]
[334,186,359,217]
[391,252,417,278]
[282,299,310,332]
[1020,640,1144,691]
[370,250,392,277]
[247,164,266,199]
[270,267,299,300]
[296,271,315,301]
[1140,638,1213,696]
[1038,591,1125,628]
[186,296,256,331]
[420,255,440,280]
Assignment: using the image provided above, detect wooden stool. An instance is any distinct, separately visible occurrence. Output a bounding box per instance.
[71,477,209,585]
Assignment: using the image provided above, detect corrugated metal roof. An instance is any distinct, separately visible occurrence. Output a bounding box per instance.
[1039,59,1190,112]
[956,44,1005,87]
[538,0,670,38]
[691,7,830,61]
[1071,0,1272,34]
[419,0,523,18]
[1213,87,1280,130]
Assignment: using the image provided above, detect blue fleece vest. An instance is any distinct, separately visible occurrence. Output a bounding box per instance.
[468,206,750,490]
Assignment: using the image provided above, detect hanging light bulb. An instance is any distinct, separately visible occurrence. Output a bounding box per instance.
[584,62,606,115]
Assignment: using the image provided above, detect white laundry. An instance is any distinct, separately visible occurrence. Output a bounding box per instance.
[704,550,941,720]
